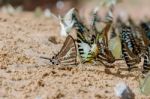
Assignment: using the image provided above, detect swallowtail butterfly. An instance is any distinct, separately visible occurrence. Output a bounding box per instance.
[120,25,141,71]
[41,35,77,65]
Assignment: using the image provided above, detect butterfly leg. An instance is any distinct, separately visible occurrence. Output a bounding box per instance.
[142,54,150,74]
[91,60,98,65]
[125,58,139,71]
[96,58,114,68]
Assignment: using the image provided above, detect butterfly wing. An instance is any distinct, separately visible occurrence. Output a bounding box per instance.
[63,8,75,27]
[140,72,150,95]
[77,31,93,62]
[120,25,141,70]
[121,25,140,55]
[101,9,113,46]
[109,36,122,59]
[121,41,139,71]
[59,8,77,36]
[96,12,115,64]
[56,35,77,65]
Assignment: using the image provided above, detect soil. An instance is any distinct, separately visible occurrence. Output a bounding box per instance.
[0,2,150,99]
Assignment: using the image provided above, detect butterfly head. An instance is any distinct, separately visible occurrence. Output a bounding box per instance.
[50,56,60,65]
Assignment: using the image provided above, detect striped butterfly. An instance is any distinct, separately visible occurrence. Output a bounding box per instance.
[64,8,100,63]
[77,8,115,65]
[121,40,140,71]
[121,25,140,55]
[134,26,150,74]
[96,10,116,64]
[72,9,92,42]
[120,25,141,71]
[128,19,150,74]
[41,35,77,65]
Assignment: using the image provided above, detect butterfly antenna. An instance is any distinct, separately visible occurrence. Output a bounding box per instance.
[40,56,52,61]
[52,51,56,56]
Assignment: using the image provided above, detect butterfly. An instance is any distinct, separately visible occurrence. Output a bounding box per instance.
[127,18,150,74]
[40,35,77,65]
[122,25,140,55]
[96,9,113,47]
[59,8,98,63]
[75,8,114,64]
[96,9,116,64]
[139,31,150,74]
[120,25,141,71]
[60,8,98,63]
[77,7,115,65]
[121,40,140,71]
[139,72,150,95]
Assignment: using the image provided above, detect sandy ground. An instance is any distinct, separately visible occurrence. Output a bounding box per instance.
[0,8,150,99]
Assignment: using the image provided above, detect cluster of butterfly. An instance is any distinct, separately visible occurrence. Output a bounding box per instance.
[41,7,150,76]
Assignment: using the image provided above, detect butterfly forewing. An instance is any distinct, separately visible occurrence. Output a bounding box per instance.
[56,35,77,65]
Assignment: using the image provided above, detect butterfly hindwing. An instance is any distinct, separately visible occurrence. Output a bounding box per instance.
[120,25,141,71]
[77,31,96,62]
[121,40,139,71]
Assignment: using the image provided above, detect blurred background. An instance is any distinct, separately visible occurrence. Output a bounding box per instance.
[0,0,80,15]
[0,0,149,20]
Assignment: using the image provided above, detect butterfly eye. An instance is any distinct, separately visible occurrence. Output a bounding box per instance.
[52,61,55,64]
[50,59,52,62]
